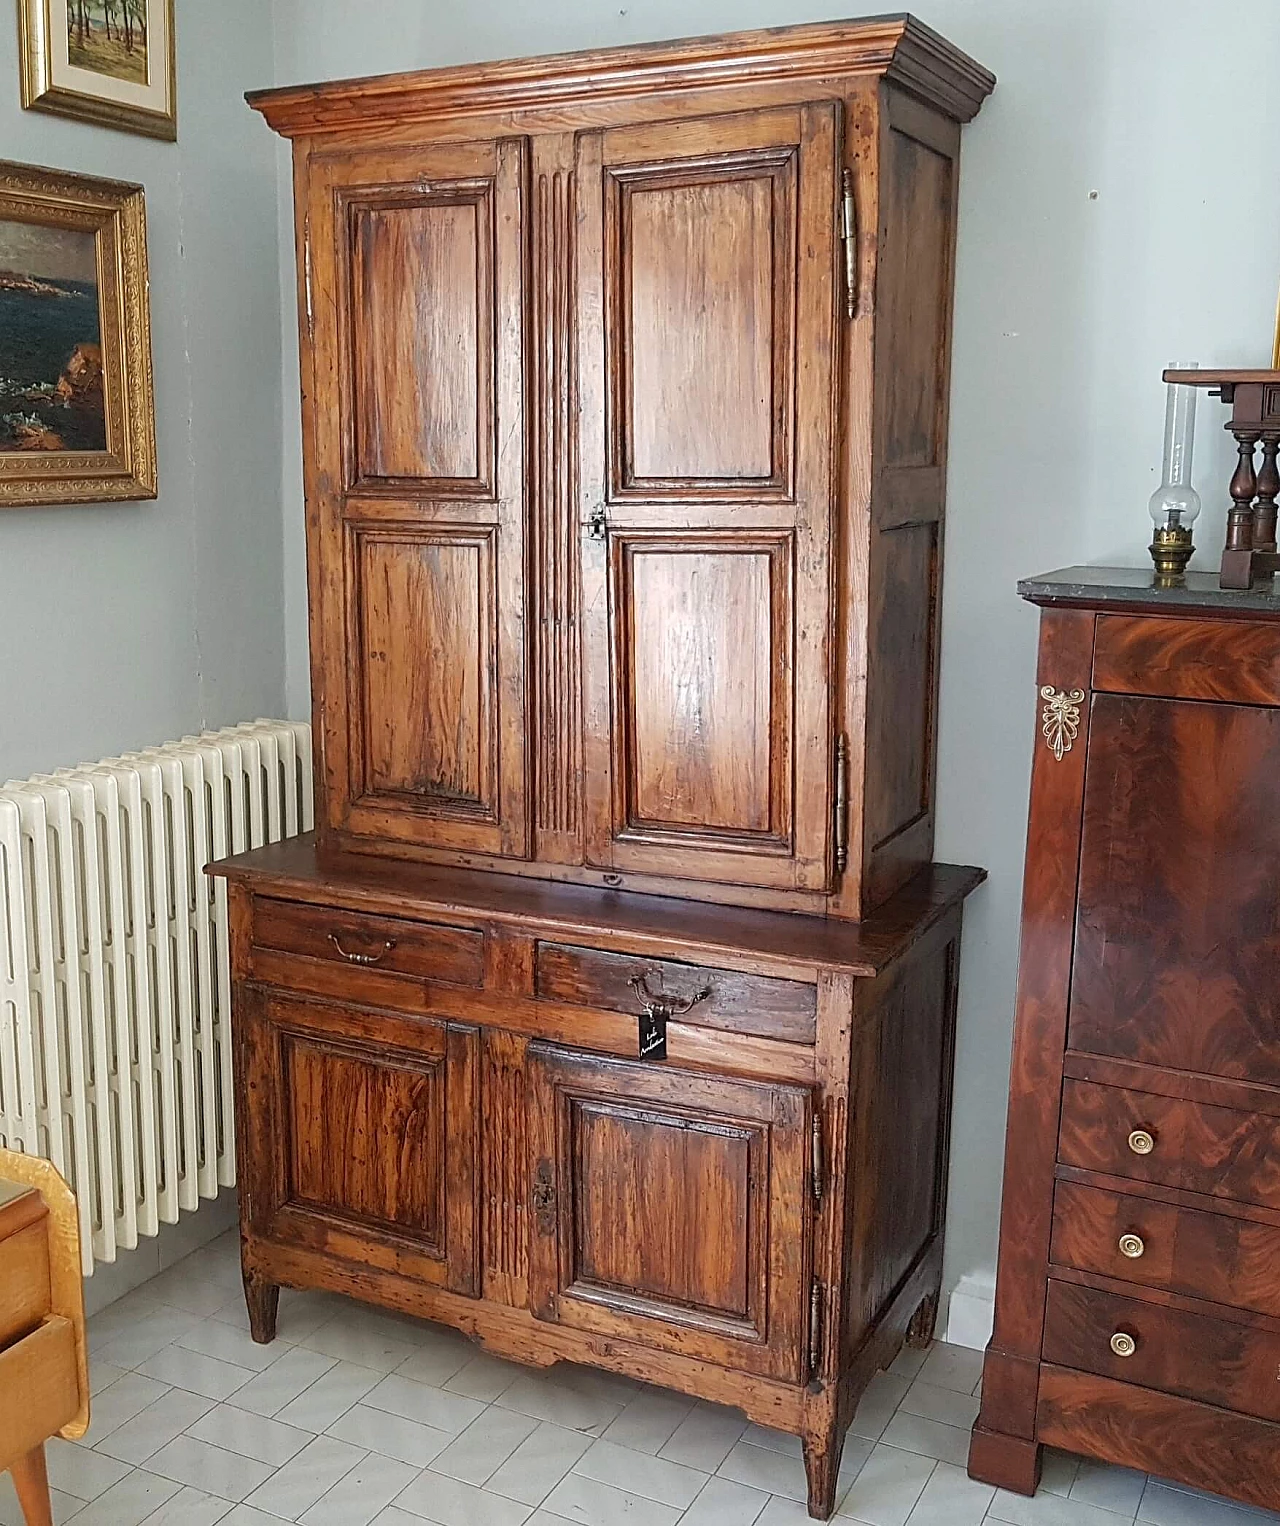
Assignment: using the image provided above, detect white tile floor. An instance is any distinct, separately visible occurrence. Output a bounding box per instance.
[5,1231,1277,1526]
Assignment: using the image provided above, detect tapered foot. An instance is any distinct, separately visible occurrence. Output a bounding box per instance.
[10,1445,53,1526]
[244,1273,280,1344]
[968,1423,1042,1495]
[906,1290,940,1349]
[803,1433,844,1520]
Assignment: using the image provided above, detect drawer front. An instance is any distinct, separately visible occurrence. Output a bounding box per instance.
[1093,614,1280,704]
[0,1217,51,1349]
[534,942,816,1044]
[1059,1078,1280,1212]
[1051,1180,1280,1318]
[1044,1278,1280,1426]
[254,897,484,987]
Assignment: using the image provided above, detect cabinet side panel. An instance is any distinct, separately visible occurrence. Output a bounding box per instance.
[846,927,959,1348]
[860,90,961,912]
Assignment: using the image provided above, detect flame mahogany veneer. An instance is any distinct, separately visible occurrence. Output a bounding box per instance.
[971,570,1280,1513]
[210,19,996,1518]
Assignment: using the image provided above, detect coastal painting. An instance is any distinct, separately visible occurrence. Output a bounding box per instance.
[0,217,106,453]
[18,0,176,141]
[1,159,156,506]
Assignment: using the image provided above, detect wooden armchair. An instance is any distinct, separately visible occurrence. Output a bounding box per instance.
[0,1151,89,1526]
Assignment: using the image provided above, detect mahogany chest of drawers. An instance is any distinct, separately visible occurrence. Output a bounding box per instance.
[971,568,1280,1512]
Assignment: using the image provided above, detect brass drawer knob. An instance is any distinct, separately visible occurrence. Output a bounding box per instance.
[1118,1233,1145,1259]
[1128,1128,1155,1156]
[1110,1330,1137,1358]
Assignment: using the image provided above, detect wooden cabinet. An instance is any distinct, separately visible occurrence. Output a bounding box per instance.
[219,17,993,1521]
[970,569,1280,1517]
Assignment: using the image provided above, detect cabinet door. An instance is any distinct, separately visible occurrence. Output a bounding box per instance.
[240,990,479,1294]
[306,137,528,858]
[526,1043,812,1381]
[577,106,839,891]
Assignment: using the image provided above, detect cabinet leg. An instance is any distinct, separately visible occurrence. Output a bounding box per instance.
[244,1272,280,1344]
[803,1430,845,1521]
[10,1444,53,1526]
[968,1424,1042,1495]
[906,1289,940,1349]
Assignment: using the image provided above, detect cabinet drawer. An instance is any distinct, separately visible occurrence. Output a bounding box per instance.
[1051,1180,1280,1318]
[253,898,484,987]
[534,942,816,1043]
[1059,1078,1280,1212]
[1093,614,1280,704]
[1044,1279,1280,1426]
[0,1205,51,1349]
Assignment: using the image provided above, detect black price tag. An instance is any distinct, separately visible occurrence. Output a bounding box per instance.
[638,1007,667,1061]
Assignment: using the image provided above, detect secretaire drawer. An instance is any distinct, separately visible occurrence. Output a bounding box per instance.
[1059,1078,1280,1212]
[534,942,816,1044]
[1051,1179,1280,1318]
[1093,614,1280,704]
[253,898,484,988]
[1043,1279,1280,1426]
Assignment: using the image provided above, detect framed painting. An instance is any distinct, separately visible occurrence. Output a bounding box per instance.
[0,160,157,507]
[18,0,176,141]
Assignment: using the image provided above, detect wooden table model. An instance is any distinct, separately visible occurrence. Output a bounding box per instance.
[0,1153,89,1526]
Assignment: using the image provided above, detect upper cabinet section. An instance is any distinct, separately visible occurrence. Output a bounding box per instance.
[251,16,993,918]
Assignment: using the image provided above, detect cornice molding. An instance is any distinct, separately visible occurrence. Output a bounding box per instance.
[248,14,994,139]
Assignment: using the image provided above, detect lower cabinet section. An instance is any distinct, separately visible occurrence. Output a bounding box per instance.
[239,990,479,1294]
[525,1043,813,1382]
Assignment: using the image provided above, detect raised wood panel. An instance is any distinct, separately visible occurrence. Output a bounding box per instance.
[866,522,937,852]
[574,1102,754,1317]
[619,166,787,487]
[877,128,952,470]
[350,191,491,489]
[1051,1179,1280,1319]
[534,941,817,1043]
[526,1043,810,1381]
[1058,1078,1280,1213]
[355,529,494,810]
[1093,615,1280,704]
[1043,1279,1280,1427]
[621,537,789,843]
[1068,695,1280,1085]
[284,1032,446,1247]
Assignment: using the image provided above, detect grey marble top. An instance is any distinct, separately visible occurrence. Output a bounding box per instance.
[1018,565,1280,615]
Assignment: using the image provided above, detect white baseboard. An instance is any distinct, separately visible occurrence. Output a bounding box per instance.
[942,1268,995,1351]
[83,1189,240,1317]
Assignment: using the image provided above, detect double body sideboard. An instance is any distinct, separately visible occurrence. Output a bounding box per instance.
[213,17,994,1518]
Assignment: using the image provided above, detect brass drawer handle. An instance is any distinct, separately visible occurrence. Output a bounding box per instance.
[328,933,396,967]
[1110,1330,1137,1358]
[1118,1233,1145,1259]
[1128,1128,1156,1156]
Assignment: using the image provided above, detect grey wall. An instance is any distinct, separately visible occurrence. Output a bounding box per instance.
[0,0,286,783]
[268,0,1280,1313]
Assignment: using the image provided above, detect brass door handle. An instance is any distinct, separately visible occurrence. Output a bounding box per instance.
[1110,1330,1137,1358]
[628,972,712,1018]
[1128,1128,1155,1156]
[329,933,395,966]
[1118,1233,1145,1259]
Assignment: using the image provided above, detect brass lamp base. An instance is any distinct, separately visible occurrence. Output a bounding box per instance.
[1150,524,1194,585]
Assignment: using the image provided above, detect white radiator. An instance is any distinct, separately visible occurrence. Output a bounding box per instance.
[0,720,312,1273]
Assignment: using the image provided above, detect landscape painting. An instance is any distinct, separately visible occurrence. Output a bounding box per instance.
[0,217,106,453]
[66,1,151,88]
[18,0,176,141]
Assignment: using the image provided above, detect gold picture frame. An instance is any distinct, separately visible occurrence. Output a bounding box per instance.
[18,0,177,141]
[0,159,157,507]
